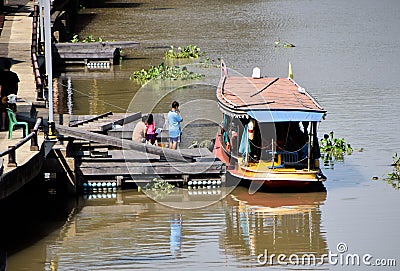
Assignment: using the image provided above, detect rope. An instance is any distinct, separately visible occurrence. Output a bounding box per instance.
[59,82,133,113]
[245,134,309,154]
[248,139,273,150]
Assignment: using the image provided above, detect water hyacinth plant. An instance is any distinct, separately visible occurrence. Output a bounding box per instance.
[145,178,175,200]
[386,153,400,189]
[165,45,204,59]
[71,34,104,43]
[320,131,353,166]
[130,63,204,85]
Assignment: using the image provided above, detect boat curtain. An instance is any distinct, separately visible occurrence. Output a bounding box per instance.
[239,124,251,155]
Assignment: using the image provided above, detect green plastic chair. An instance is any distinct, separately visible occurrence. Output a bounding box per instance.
[6,108,28,139]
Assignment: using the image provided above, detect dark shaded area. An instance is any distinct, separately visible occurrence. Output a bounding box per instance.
[69,12,97,37]
[149,8,175,11]
[80,0,143,9]
[0,57,23,69]
[0,175,79,256]
[71,1,143,34]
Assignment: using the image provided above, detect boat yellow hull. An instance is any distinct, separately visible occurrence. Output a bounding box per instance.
[213,132,325,189]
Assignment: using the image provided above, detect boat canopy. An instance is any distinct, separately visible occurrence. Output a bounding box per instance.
[247,110,324,123]
[216,76,327,122]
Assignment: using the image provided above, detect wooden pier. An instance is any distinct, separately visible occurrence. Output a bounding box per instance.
[52,41,140,66]
[52,112,225,188]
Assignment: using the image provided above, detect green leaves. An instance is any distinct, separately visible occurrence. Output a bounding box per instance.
[70,34,104,43]
[320,131,353,165]
[386,153,400,189]
[144,178,175,200]
[130,62,204,85]
[165,45,204,59]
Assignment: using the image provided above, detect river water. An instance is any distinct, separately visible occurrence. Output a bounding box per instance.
[3,0,400,269]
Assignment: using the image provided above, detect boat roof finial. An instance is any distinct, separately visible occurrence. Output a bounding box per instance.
[288,62,293,79]
[252,67,261,78]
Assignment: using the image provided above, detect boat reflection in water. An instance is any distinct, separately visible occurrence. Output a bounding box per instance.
[223,187,327,267]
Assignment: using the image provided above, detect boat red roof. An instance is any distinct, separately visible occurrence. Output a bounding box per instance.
[217,76,325,113]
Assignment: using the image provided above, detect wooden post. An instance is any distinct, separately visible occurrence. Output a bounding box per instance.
[30,131,39,151]
[116,176,123,187]
[7,146,17,167]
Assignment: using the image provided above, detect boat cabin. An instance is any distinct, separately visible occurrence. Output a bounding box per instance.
[216,73,326,173]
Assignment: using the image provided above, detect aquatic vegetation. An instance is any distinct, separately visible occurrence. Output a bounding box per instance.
[130,63,204,85]
[165,45,204,59]
[320,131,353,166]
[274,40,295,48]
[145,178,175,199]
[188,140,212,149]
[386,153,400,189]
[70,34,104,43]
[145,178,175,191]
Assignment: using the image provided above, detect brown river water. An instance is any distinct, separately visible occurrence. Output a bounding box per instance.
[2,0,400,270]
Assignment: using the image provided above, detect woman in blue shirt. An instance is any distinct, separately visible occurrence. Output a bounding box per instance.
[168,101,183,149]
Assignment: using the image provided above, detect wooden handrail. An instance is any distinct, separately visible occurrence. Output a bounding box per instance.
[0,118,42,158]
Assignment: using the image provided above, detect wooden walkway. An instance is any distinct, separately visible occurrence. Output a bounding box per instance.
[55,112,225,187]
[0,2,48,199]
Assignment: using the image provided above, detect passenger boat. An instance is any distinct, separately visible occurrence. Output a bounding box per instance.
[213,62,327,190]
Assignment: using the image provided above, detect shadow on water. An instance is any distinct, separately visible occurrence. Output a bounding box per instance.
[0,175,80,264]
[0,251,5,271]
[73,13,97,35]
[80,1,143,9]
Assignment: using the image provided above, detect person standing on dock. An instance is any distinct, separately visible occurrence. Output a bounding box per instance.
[0,59,20,130]
[168,101,183,150]
[145,113,157,145]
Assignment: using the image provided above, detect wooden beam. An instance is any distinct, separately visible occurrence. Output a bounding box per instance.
[70,111,113,127]
[78,160,225,176]
[100,112,141,131]
[56,125,195,162]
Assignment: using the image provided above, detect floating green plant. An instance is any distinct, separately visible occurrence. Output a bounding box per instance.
[130,62,204,85]
[145,178,175,199]
[274,40,295,48]
[320,131,353,166]
[386,153,400,189]
[188,140,212,149]
[165,45,204,59]
[70,34,104,43]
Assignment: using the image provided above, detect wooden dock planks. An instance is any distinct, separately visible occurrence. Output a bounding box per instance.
[56,112,225,184]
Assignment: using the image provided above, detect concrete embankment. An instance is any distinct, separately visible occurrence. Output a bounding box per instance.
[0,1,45,199]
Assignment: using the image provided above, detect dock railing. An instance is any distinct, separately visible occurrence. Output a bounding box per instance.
[31,3,44,101]
[0,118,42,168]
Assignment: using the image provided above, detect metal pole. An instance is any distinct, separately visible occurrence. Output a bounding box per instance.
[39,0,44,44]
[308,124,312,171]
[271,138,275,169]
[43,0,56,139]
[67,77,73,116]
